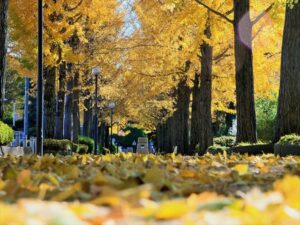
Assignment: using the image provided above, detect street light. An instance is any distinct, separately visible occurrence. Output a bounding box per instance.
[92,66,100,155]
[36,0,44,155]
[108,101,116,150]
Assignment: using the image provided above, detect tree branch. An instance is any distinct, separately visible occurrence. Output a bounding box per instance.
[194,0,233,24]
[251,3,274,26]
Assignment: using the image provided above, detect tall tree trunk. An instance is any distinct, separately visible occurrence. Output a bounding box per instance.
[198,23,213,155]
[161,123,167,153]
[83,98,93,137]
[174,78,191,154]
[64,77,73,140]
[83,74,93,138]
[55,63,66,139]
[156,123,163,152]
[105,124,110,148]
[72,71,80,143]
[191,20,213,155]
[190,71,200,151]
[44,67,56,138]
[275,2,300,141]
[234,0,257,143]
[99,122,106,148]
[0,0,8,120]
[166,117,173,153]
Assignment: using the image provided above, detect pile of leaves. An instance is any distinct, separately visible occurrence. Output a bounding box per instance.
[0,153,299,224]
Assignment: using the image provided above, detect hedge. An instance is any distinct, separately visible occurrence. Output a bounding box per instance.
[79,136,94,153]
[213,136,236,147]
[73,144,89,154]
[43,139,73,152]
[0,121,14,145]
[278,134,300,146]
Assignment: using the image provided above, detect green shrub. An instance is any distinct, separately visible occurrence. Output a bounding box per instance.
[43,139,73,152]
[207,146,229,154]
[79,136,94,153]
[237,141,266,146]
[73,143,89,154]
[278,134,300,146]
[214,136,236,147]
[0,121,14,145]
[110,144,118,154]
[256,96,277,141]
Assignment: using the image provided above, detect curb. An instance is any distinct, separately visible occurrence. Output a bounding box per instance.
[274,144,300,157]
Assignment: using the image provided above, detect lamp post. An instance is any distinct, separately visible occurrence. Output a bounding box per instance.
[36,0,44,155]
[92,66,100,155]
[108,101,116,150]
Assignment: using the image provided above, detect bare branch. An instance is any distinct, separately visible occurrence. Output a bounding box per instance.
[194,0,233,24]
[252,3,274,26]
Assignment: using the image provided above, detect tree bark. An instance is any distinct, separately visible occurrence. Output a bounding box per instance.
[190,20,213,155]
[99,122,106,148]
[198,24,213,154]
[83,74,93,138]
[44,67,56,138]
[173,78,191,154]
[190,71,200,151]
[64,76,73,140]
[166,117,174,153]
[83,97,93,137]
[0,0,8,120]
[234,0,257,143]
[275,2,300,141]
[72,71,80,143]
[55,63,67,139]
[161,122,167,153]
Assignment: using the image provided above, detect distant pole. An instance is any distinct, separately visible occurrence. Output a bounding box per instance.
[24,77,29,138]
[92,66,100,155]
[13,99,16,127]
[94,73,99,154]
[110,109,113,149]
[36,0,44,155]
[108,101,115,150]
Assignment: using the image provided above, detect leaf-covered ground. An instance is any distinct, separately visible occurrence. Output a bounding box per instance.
[0,153,300,225]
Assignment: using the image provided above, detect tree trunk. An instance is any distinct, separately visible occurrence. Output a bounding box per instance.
[198,24,213,155]
[55,63,66,139]
[161,123,167,153]
[105,124,110,148]
[275,2,300,141]
[156,123,163,152]
[83,97,93,137]
[191,20,213,155]
[72,71,80,143]
[234,0,257,143]
[190,71,200,151]
[0,0,8,120]
[166,117,174,153]
[174,78,191,154]
[83,74,93,138]
[44,67,56,138]
[64,77,73,140]
[99,122,106,148]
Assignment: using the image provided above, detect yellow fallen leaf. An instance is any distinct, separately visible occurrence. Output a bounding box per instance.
[0,179,6,190]
[180,170,197,178]
[234,164,249,175]
[155,200,189,220]
[143,166,165,188]
[51,183,82,201]
[17,169,31,187]
[274,175,300,209]
[90,195,122,206]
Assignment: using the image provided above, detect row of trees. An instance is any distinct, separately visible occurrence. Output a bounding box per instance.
[132,0,300,153]
[0,0,299,154]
